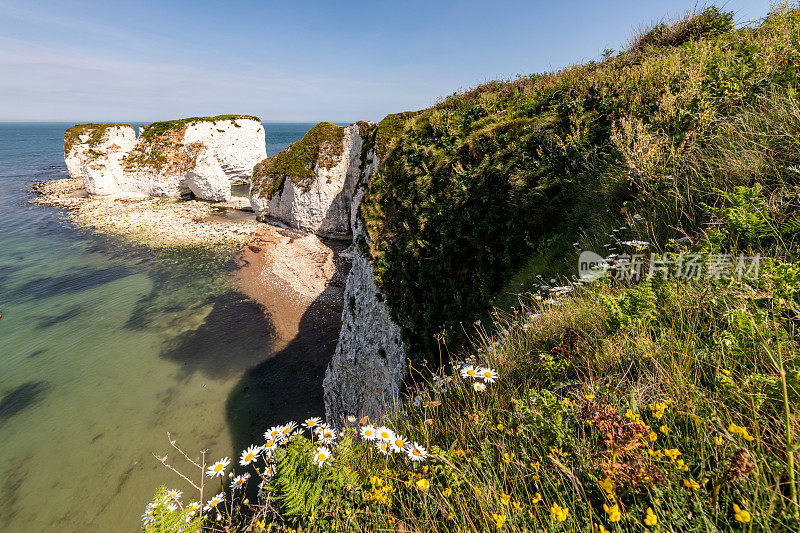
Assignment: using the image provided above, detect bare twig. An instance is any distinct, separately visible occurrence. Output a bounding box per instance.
[152,452,201,491]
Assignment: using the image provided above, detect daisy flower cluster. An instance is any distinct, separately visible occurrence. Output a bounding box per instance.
[458,364,499,392]
[141,488,200,526]
[359,424,428,462]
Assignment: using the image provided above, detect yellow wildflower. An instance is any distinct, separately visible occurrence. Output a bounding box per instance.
[660,424,670,434]
[370,476,384,487]
[649,431,658,442]
[683,479,700,489]
[531,493,542,504]
[644,507,657,526]
[664,448,681,460]
[503,452,515,464]
[714,435,724,445]
[492,513,506,528]
[733,504,751,523]
[729,423,755,442]
[500,493,511,506]
[550,502,569,522]
[598,476,615,495]
[416,478,430,492]
[513,500,521,510]
[442,487,452,497]
[597,524,609,533]
[604,503,621,522]
[585,394,595,400]
[675,459,689,472]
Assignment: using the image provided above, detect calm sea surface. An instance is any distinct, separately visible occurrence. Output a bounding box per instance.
[0,122,328,531]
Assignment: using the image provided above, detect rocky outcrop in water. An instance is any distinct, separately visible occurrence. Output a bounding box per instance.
[64,116,266,201]
[64,124,137,195]
[249,122,366,239]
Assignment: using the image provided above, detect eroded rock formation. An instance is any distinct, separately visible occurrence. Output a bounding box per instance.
[64,116,266,201]
[249,122,365,239]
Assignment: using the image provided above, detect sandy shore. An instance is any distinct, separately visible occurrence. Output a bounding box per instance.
[31,178,349,316]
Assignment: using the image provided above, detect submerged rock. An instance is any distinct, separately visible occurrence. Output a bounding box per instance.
[64,116,266,201]
[249,122,365,239]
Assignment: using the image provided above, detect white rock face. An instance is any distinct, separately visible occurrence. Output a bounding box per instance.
[64,125,137,195]
[65,118,266,201]
[323,219,407,426]
[249,124,364,239]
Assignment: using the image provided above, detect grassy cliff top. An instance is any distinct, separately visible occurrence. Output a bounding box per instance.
[252,122,345,199]
[360,3,800,362]
[64,123,132,156]
[139,115,261,141]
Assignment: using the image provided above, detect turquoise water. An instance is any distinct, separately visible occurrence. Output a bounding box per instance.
[0,123,334,532]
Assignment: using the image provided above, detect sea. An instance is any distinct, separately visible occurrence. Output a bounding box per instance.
[0,122,334,531]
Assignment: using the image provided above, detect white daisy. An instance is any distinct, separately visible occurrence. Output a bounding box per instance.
[303,417,322,429]
[263,437,279,452]
[166,488,182,501]
[473,382,486,392]
[360,425,377,440]
[312,446,332,466]
[479,367,498,383]
[206,457,231,478]
[459,365,480,379]
[319,426,337,443]
[231,473,250,490]
[141,504,156,525]
[281,422,297,437]
[375,440,392,454]
[390,435,409,453]
[165,503,178,513]
[407,442,428,462]
[239,445,262,466]
[264,426,283,440]
[263,462,277,478]
[376,426,395,442]
[204,492,224,512]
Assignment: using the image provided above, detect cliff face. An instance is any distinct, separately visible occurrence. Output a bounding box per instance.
[322,216,407,426]
[64,124,137,195]
[64,116,265,201]
[249,123,364,239]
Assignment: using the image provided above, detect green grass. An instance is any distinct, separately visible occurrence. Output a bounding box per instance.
[360,2,800,366]
[144,4,800,531]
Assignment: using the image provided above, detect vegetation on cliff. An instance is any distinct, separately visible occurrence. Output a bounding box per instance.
[361,3,800,363]
[122,115,260,173]
[145,4,800,531]
[251,122,345,200]
[64,123,131,159]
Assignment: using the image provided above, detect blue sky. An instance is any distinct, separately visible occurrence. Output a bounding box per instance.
[0,0,776,123]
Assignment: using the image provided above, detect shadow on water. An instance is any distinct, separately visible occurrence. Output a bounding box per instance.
[225,278,345,456]
[4,265,132,303]
[34,304,85,328]
[158,291,278,380]
[0,381,47,421]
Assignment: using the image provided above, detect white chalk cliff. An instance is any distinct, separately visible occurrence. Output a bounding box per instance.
[323,217,408,426]
[64,117,266,201]
[249,123,364,238]
[64,124,137,195]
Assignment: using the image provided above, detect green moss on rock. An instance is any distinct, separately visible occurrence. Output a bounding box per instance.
[252,122,345,200]
[64,123,131,158]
